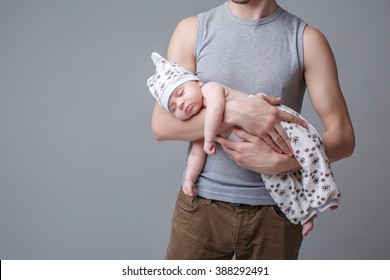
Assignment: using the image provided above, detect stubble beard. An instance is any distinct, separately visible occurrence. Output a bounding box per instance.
[230,0,253,4]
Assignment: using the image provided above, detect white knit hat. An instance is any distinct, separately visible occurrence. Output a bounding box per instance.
[147,52,199,112]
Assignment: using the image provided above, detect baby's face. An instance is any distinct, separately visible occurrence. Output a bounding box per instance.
[168,80,203,120]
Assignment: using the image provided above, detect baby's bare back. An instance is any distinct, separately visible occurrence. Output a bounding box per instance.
[218,86,251,139]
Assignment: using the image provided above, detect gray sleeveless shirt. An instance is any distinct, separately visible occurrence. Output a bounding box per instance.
[184,2,307,205]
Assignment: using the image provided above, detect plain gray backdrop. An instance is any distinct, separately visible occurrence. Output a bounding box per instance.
[1,0,389,259]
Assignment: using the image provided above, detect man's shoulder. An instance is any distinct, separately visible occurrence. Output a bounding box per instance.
[303,25,326,41]
[167,16,198,70]
[174,3,224,41]
[303,25,330,54]
[176,16,198,33]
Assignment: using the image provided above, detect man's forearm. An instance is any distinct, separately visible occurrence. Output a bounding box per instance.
[151,97,235,142]
[321,124,355,163]
[151,104,205,141]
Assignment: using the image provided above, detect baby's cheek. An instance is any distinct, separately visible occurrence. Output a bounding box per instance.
[178,113,191,121]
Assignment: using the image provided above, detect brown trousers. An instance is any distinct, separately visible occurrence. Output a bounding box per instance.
[166,189,303,260]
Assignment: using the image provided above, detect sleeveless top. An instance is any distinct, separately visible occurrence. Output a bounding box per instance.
[183,2,307,205]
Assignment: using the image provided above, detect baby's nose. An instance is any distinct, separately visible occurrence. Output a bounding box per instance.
[178,100,185,110]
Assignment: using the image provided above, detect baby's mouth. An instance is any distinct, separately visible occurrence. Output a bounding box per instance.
[186,104,192,114]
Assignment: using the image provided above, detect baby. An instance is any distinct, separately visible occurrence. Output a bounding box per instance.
[147,52,340,236]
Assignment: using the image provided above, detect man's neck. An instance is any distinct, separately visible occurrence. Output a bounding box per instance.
[228,0,278,20]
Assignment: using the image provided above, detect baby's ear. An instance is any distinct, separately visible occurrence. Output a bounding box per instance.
[197,80,203,87]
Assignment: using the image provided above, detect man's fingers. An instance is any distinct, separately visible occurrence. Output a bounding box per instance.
[231,128,256,142]
[233,127,288,155]
[273,124,294,156]
[263,134,283,154]
[215,136,237,151]
[279,110,307,128]
[256,93,282,106]
[216,137,240,162]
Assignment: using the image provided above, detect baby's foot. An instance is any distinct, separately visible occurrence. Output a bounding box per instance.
[302,215,317,237]
[182,180,196,197]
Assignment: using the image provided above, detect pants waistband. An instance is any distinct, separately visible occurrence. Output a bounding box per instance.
[197,195,272,209]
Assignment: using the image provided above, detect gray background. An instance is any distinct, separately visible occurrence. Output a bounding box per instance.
[0,0,389,259]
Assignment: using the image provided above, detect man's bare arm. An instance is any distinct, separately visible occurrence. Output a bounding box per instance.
[303,26,355,162]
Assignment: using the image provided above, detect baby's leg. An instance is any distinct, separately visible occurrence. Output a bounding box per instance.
[182,179,196,197]
[183,139,206,196]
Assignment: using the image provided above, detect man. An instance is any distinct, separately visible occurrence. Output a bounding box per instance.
[151,0,354,259]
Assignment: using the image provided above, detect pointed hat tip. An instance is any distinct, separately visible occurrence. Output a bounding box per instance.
[151,52,162,65]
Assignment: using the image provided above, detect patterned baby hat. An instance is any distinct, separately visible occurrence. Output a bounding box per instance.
[146,52,199,112]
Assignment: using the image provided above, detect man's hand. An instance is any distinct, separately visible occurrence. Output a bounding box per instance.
[224,94,307,156]
[216,128,301,175]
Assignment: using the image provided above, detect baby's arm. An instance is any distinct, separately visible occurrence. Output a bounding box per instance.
[201,82,227,154]
[182,139,206,196]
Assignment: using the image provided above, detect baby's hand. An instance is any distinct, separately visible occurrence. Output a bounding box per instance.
[182,179,196,197]
[204,141,216,155]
